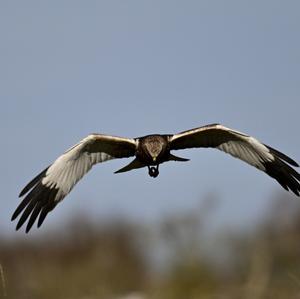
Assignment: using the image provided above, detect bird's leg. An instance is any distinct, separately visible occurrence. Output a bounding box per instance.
[148,165,159,178]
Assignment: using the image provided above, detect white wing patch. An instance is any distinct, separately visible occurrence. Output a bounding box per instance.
[217,135,274,171]
[42,137,114,202]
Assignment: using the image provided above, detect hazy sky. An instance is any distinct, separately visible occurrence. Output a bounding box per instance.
[1,1,300,237]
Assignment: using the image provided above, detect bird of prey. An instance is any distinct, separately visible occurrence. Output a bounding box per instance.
[12,124,300,232]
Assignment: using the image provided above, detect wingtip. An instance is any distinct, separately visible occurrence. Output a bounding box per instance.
[288,160,299,168]
[19,190,26,198]
[15,222,22,231]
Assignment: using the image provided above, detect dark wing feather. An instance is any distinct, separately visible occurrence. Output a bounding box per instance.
[19,166,50,197]
[170,124,300,196]
[265,145,299,167]
[13,134,137,232]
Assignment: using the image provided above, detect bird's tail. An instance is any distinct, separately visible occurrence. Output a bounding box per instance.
[114,159,145,174]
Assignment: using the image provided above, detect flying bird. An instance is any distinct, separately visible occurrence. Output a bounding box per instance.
[12,124,300,233]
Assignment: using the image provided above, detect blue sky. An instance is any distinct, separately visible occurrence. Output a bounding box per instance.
[1,1,300,237]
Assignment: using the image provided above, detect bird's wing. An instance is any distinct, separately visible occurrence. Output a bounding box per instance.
[170,124,300,196]
[12,134,137,232]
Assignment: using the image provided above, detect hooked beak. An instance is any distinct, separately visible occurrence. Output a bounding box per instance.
[152,156,157,162]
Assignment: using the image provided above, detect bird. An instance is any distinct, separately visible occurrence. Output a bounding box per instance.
[12,123,300,233]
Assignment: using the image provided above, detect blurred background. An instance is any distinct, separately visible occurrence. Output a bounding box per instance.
[1,1,300,298]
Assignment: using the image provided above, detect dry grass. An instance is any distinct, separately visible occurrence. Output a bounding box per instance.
[0,263,7,298]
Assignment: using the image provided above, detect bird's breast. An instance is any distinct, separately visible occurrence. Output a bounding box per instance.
[136,148,169,165]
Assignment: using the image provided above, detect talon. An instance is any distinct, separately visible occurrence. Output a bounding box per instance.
[148,166,159,178]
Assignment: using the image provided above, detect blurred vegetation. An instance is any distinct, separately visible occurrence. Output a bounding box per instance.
[1,194,300,299]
